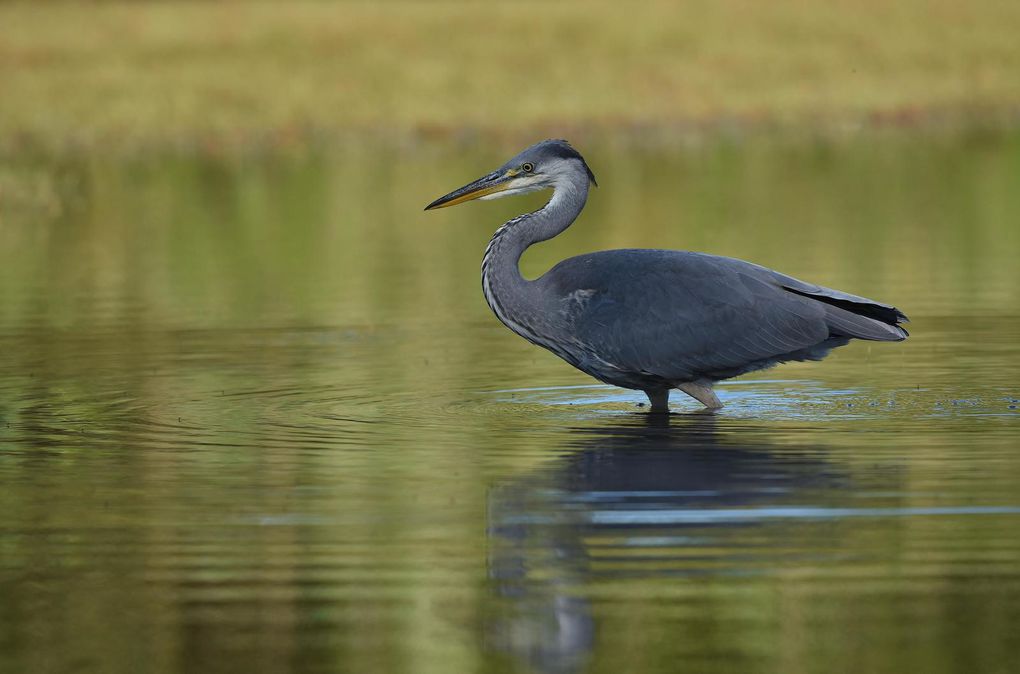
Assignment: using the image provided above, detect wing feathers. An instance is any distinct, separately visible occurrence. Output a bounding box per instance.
[543,250,908,385]
[780,283,909,326]
[822,303,908,341]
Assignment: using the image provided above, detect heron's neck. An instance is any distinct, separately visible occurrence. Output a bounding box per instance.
[482,172,589,329]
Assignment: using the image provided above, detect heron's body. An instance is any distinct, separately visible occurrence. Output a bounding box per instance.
[427,140,907,412]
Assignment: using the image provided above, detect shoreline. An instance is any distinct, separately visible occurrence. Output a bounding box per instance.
[2,102,1019,160]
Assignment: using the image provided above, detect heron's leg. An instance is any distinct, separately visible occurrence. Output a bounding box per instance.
[677,382,723,410]
[645,389,670,413]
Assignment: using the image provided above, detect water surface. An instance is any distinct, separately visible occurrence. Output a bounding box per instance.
[2,130,1019,674]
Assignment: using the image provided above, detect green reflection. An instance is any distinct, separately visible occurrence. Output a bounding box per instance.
[1,130,1019,674]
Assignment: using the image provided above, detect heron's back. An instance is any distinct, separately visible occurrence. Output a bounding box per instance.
[536,249,907,387]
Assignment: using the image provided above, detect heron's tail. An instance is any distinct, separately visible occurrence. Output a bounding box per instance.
[781,284,909,341]
[822,303,908,341]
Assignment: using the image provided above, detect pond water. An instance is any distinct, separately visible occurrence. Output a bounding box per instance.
[1,129,1019,674]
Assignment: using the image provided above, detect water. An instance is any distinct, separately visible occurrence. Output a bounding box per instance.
[2,130,1019,674]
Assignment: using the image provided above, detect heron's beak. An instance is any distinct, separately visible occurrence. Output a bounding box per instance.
[424,170,518,210]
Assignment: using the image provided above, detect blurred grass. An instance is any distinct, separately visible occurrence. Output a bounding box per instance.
[2,0,1020,153]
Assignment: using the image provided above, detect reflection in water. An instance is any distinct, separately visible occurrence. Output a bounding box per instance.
[487,415,1020,673]
[2,133,1020,674]
[487,414,843,674]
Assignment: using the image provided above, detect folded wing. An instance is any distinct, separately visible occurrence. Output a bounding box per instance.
[552,250,908,382]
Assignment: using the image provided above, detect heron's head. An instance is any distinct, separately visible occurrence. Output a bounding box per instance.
[425,139,597,210]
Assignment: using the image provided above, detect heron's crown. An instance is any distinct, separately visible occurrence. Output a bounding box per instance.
[511,139,597,187]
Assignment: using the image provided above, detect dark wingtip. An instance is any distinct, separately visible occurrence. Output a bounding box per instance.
[893,309,909,339]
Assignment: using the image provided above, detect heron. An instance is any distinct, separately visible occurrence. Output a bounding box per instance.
[425,139,908,412]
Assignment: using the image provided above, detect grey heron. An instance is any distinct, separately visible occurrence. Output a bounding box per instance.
[425,139,908,412]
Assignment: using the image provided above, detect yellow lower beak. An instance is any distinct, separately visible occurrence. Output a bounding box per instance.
[425,171,516,210]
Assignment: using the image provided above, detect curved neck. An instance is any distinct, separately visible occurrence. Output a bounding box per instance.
[483,170,590,288]
[481,169,590,339]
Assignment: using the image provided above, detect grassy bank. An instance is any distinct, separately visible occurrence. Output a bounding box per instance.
[2,0,1020,153]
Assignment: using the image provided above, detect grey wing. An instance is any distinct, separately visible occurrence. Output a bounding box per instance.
[766,266,909,337]
[552,251,906,382]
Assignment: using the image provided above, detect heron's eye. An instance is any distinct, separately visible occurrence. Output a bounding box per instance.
[521,162,534,173]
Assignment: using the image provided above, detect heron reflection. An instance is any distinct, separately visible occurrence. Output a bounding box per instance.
[486,413,843,674]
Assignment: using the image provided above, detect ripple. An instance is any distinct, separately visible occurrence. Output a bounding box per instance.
[491,379,1020,422]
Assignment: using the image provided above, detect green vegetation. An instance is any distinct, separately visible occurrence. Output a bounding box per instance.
[2,0,1020,153]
